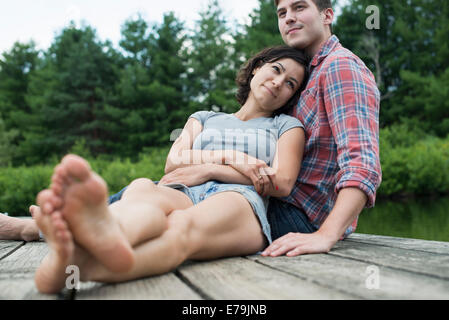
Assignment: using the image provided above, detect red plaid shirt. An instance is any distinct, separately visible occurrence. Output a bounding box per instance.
[283,35,382,237]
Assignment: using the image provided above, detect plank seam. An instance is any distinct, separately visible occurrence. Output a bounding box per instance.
[174,269,211,300]
[343,238,449,256]
[0,241,26,261]
[245,257,365,299]
[328,252,449,281]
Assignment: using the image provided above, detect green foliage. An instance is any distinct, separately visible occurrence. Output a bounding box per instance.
[235,0,283,60]
[378,125,449,196]
[0,164,53,216]
[69,138,92,159]
[0,41,40,165]
[334,0,449,129]
[19,25,120,162]
[0,0,448,201]
[400,68,449,137]
[186,0,239,113]
[0,117,18,166]
[0,147,169,216]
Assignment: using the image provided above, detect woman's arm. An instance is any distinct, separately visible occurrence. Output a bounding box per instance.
[165,117,241,174]
[163,117,254,186]
[226,127,305,197]
[164,117,305,195]
[159,163,253,186]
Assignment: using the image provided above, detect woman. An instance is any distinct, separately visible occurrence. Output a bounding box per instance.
[33,45,309,293]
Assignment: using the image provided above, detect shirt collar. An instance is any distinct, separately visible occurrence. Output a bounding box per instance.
[310,35,340,68]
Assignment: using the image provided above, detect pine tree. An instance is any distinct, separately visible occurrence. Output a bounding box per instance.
[22,25,121,163]
[187,0,239,113]
[146,12,188,144]
[116,12,188,155]
[334,0,449,131]
[0,116,18,166]
[0,41,39,164]
[234,0,283,62]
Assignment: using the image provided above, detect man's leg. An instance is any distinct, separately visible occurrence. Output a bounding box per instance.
[267,198,317,240]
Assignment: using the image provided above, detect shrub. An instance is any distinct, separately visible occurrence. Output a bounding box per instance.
[0,147,169,216]
[378,125,449,197]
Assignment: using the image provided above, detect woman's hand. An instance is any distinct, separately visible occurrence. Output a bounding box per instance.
[159,165,210,187]
[227,152,276,196]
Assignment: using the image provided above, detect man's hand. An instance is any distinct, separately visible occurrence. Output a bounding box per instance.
[261,231,337,257]
[159,165,210,187]
[261,188,367,257]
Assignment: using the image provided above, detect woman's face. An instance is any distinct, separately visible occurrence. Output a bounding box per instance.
[249,58,305,111]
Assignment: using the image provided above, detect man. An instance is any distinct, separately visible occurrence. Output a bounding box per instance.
[261,0,381,256]
[2,0,381,258]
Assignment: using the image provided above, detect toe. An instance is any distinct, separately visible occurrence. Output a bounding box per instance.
[29,205,38,217]
[62,154,91,182]
[51,182,63,196]
[37,190,55,215]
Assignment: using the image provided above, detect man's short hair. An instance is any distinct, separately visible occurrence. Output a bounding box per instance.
[274,0,333,12]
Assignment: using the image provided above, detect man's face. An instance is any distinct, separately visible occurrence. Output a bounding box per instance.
[276,0,331,55]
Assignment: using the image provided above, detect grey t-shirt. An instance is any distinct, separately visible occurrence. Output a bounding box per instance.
[190,111,304,166]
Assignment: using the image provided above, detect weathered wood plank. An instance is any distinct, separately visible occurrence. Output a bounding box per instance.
[76,273,202,300]
[347,233,449,255]
[0,240,24,260]
[330,240,449,279]
[0,277,65,300]
[248,254,449,299]
[177,257,355,299]
[0,241,48,275]
[0,241,60,300]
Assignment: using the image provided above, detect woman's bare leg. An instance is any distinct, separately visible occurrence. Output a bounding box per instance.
[108,179,194,246]
[34,154,196,292]
[83,191,266,283]
[36,155,136,273]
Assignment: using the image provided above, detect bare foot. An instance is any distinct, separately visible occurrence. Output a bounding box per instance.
[33,199,75,294]
[37,154,134,273]
[0,212,39,241]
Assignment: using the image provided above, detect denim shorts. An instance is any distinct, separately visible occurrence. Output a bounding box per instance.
[108,181,272,244]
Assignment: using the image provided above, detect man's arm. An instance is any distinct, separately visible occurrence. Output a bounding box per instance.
[262,187,366,257]
[263,56,381,257]
[324,56,382,209]
[317,187,367,242]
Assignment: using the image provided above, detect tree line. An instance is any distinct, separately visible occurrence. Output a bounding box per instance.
[1,0,448,167]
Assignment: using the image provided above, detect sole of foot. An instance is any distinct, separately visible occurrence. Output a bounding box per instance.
[33,204,75,294]
[38,154,134,273]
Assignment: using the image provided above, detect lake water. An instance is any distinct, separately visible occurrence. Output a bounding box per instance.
[356,197,449,242]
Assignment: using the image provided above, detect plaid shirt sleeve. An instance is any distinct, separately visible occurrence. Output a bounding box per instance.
[323,56,382,208]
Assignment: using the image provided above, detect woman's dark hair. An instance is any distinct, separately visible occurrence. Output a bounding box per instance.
[235,45,310,116]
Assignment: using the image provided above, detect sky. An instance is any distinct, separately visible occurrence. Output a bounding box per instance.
[0,0,260,54]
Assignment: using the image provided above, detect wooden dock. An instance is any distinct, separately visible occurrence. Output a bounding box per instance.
[1,233,448,300]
